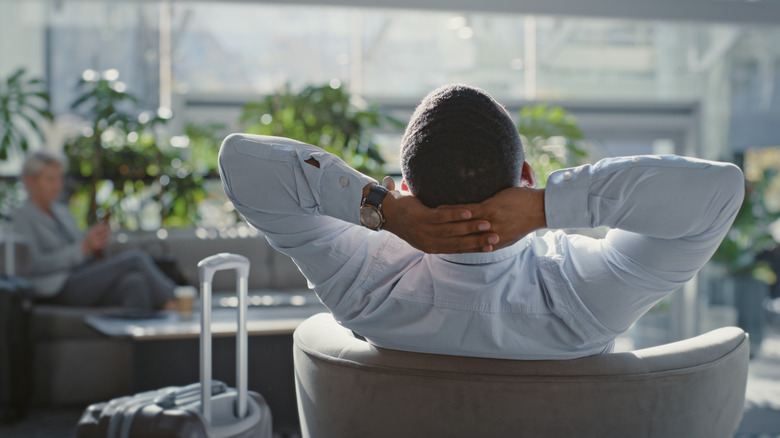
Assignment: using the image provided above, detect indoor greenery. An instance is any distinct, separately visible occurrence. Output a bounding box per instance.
[64,71,216,229]
[65,70,141,225]
[516,104,588,186]
[238,83,401,179]
[56,76,590,231]
[0,68,53,160]
[712,168,780,284]
[0,180,23,222]
[67,77,402,230]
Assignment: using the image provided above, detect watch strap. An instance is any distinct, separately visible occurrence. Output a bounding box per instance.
[360,185,389,230]
[363,185,389,208]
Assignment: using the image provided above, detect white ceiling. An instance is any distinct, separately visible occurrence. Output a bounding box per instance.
[105,0,780,25]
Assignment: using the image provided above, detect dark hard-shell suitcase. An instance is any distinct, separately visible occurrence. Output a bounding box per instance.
[76,253,272,438]
[0,217,34,423]
[0,276,33,423]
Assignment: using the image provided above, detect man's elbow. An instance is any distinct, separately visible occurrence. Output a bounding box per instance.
[218,133,254,186]
[218,133,243,170]
[217,134,246,202]
[719,162,746,219]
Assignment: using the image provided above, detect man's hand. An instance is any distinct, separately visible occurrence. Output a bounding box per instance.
[81,221,111,254]
[377,177,499,254]
[463,187,547,251]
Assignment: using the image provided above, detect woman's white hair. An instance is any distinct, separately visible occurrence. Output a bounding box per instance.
[22,151,66,178]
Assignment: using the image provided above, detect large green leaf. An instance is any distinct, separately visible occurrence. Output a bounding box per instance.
[7,68,25,85]
[713,168,780,281]
[516,104,588,187]
[0,68,50,160]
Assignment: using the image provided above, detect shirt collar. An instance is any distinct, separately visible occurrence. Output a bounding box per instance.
[436,236,530,265]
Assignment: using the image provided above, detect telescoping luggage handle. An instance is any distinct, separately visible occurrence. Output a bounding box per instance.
[197,253,250,425]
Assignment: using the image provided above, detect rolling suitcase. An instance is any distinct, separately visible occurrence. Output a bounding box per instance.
[76,253,273,438]
[0,275,33,423]
[0,215,34,423]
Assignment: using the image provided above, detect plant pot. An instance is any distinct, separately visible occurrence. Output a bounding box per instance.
[730,275,769,358]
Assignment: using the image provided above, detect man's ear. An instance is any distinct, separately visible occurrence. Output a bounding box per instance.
[401,180,410,192]
[519,161,536,188]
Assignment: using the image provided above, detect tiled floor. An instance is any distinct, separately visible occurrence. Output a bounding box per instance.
[0,408,82,438]
[0,409,301,438]
[2,329,779,438]
[735,325,780,438]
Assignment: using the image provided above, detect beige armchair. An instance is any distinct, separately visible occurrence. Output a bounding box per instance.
[293,313,749,438]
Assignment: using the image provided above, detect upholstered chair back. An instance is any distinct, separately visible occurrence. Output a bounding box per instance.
[293,313,749,438]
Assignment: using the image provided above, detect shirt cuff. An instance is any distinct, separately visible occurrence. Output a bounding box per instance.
[545,165,591,229]
[320,166,376,225]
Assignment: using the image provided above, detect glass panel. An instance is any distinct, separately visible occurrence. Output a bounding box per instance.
[173,4,351,95]
[48,2,161,114]
[4,2,772,114]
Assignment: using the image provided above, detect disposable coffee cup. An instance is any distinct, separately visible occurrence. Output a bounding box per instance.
[174,286,197,320]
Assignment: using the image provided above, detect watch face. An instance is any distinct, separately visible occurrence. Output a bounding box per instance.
[360,205,382,229]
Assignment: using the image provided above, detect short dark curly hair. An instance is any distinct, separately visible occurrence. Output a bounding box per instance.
[400,84,524,208]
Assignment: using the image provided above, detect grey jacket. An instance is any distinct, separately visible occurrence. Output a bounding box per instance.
[12,200,87,297]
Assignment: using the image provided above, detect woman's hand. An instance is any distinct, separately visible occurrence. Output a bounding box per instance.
[81,221,112,254]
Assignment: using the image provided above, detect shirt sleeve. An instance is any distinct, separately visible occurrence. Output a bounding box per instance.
[543,155,744,332]
[219,133,376,225]
[218,133,388,308]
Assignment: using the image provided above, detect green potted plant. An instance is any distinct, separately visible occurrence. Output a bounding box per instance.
[64,70,212,229]
[0,68,53,161]
[239,83,401,179]
[0,180,24,221]
[515,104,589,186]
[712,169,780,283]
[0,68,52,234]
[65,69,141,225]
[710,168,779,356]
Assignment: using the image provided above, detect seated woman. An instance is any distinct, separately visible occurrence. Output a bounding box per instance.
[13,151,176,310]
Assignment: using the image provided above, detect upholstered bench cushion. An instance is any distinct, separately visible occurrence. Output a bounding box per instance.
[31,305,120,340]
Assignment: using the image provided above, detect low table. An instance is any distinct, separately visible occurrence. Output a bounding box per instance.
[85,290,325,340]
[85,290,327,434]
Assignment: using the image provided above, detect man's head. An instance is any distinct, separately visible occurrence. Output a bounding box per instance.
[400,84,527,208]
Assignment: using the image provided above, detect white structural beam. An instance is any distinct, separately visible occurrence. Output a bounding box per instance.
[98,0,780,26]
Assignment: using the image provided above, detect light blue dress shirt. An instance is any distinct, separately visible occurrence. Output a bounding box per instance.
[219,134,744,359]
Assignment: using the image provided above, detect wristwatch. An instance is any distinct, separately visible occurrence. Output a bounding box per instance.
[360,185,389,230]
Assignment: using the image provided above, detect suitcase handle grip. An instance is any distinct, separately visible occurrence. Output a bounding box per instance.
[198,252,250,284]
[197,253,250,425]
